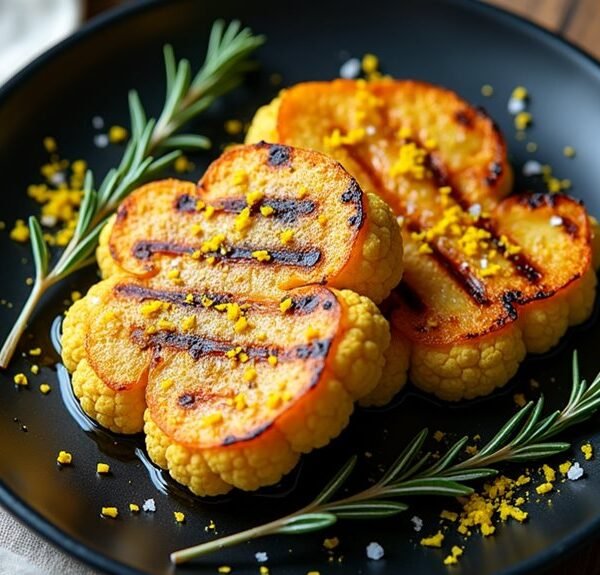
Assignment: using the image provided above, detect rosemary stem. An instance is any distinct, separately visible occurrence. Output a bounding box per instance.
[0,276,48,368]
[170,508,309,564]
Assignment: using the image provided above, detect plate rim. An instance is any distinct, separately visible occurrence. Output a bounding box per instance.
[0,1,599,574]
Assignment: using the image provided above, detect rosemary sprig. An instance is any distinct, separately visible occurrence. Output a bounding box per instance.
[0,20,264,369]
[171,351,600,564]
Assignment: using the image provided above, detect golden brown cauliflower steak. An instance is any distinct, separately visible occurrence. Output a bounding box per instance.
[62,143,402,495]
[246,79,598,401]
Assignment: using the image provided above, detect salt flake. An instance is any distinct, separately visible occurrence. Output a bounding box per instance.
[366,541,385,560]
[549,216,563,227]
[142,498,156,512]
[340,58,361,79]
[522,160,542,177]
[411,516,423,532]
[567,462,584,481]
[508,97,526,115]
[255,552,269,563]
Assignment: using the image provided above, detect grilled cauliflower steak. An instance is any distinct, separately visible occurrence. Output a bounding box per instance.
[62,143,402,494]
[246,79,598,401]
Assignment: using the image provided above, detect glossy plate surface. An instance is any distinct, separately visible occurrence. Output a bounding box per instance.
[0,1,599,573]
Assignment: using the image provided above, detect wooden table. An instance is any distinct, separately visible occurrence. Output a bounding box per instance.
[83,1,600,573]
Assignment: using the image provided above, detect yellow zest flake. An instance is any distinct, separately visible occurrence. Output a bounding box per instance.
[256,332,267,341]
[201,295,214,308]
[145,325,157,335]
[167,269,182,284]
[157,319,176,332]
[420,531,444,548]
[225,118,243,135]
[581,443,594,460]
[297,185,308,199]
[57,451,72,465]
[515,112,532,131]
[280,298,293,313]
[239,352,249,363]
[260,205,274,216]
[161,378,175,391]
[234,316,249,333]
[196,200,206,212]
[174,511,186,523]
[181,315,197,331]
[70,290,82,302]
[515,475,531,486]
[498,234,522,255]
[440,510,458,522]
[481,84,494,97]
[218,567,232,575]
[30,364,40,375]
[204,205,216,219]
[140,300,169,317]
[13,373,28,386]
[25,277,34,286]
[39,383,51,394]
[202,412,224,426]
[201,233,226,253]
[101,506,119,518]
[323,127,366,149]
[279,229,294,245]
[305,325,320,339]
[233,393,247,411]
[232,170,248,187]
[28,347,42,356]
[439,185,452,207]
[317,214,328,226]
[246,190,264,207]
[535,482,553,495]
[418,243,433,255]
[443,545,464,565]
[129,503,140,513]
[563,146,576,158]
[465,445,478,455]
[361,53,379,74]
[390,142,427,179]
[499,502,528,522]
[97,463,110,474]
[267,355,278,366]
[226,347,243,360]
[226,303,242,321]
[234,207,252,232]
[108,125,128,144]
[174,155,194,173]
[511,86,528,100]
[479,263,502,277]
[259,567,269,575]
[433,430,445,442]
[191,222,203,237]
[191,250,202,260]
[10,219,30,242]
[243,367,258,383]
[398,126,412,139]
[424,137,438,150]
[542,464,556,483]
[185,293,194,304]
[323,536,339,550]
[559,461,572,475]
[267,392,282,409]
[252,250,271,262]
[513,393,526,407]
[43,136,58,153]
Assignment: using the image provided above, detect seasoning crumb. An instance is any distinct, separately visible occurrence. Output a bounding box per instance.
[563,146,576,158]
[96,463,110,474]
[559,461,572,476]
[13,373,28,386]
[535,482,553,495]
[30,365,40,375]
[513,393,526,407]
[411,516,423,532]
[39,383,51,394]
[581,443,593,460]
[101,507,118,519]
[481,84,494,97]
[259,566,270,575]
[174,512,186,523]
[366,541,385,560]
[57,451,72,465]
[224,119,243,135]
[142,498,156,512]
[433,430,445,442]
[255,552,269,563]
[10,220,30,243]
[420,531,444,548]
[567,462,584,481]
[323,537,339,550]
[129,503,140,513]
[94,134,109,148]
[108,125,128,144]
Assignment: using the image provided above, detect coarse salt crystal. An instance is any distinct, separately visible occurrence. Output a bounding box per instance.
[480,258,489,269]
[366,541,385,560]
[94,134,109,148]
[142,498,156,512]
[41,215,57,227]
[508,97,526,115]
[411,516,424,532]
[340,58,361,79]
[92,116,105,130]
[468,203,482,217]
[549,216,563,227]
[567,462,584,481]
[522,160,542,177]
[255,552,269,563]
[49,172,66,186]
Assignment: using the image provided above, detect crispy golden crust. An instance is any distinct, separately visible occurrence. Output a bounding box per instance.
[247,79,597,401]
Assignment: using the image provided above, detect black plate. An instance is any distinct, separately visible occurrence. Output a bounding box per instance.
[1,1,600,574]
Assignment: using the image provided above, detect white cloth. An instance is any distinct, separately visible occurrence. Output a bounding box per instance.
[0,505,96,575]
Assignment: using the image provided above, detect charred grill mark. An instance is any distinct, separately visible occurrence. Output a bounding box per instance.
[340,180,365,228]
[486,162,503,186]
[561,216,579,237]
[178,394,196,408]
[518,192,556,209]
[455,109,474,128]
[394,282,427,314]
[176,194,317,224]
[131,240,321,268]
[116,205,128,222]
[222,423,272,445]
[267,144,291,167]
[429,244,490,305]
[115,283,231,307]
[425,154,470,210]
[501,290,522,321]
[133,328,332,364]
